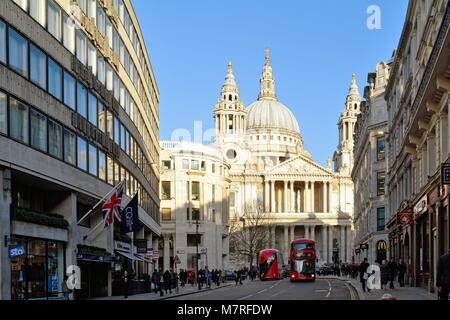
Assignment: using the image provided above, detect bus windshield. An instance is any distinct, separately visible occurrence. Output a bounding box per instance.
[291,243,314,250]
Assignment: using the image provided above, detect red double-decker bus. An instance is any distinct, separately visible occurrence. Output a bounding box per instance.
[257,249,283,281]
[289,239,316,282]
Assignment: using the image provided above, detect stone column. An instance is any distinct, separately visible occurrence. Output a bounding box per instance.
[271,226,276,249]
[305,225,310,239]
[322,225,328,263]
[311,225,315,241]
[153,237,159,271]
[163,235,171,272]
[283,181,288,212]
[290,181,295,212]
[310,181,315,213]
[322,182,327,212]
[346,226,352,263]
[328,226,333,263]
[304,181,309,212]
[296,190,301,213]
[327,182,331,213]
[264,181,270,212]
[340,226,346,262]
[270,180,276,213]
[284,225,289,263]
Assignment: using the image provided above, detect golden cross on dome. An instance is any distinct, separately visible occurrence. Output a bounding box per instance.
[265,48,270,64]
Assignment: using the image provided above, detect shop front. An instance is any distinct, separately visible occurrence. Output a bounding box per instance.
[9,236,65,300]
[413,194,430,289]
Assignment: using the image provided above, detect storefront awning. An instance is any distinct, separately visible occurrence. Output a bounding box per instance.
[115,249,139,261]
[135,254,153,263]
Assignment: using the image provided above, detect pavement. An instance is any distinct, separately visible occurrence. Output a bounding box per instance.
[320,275,437,300]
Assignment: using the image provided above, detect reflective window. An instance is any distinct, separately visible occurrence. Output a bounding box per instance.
[63,71,76,110]
[87,0,96,21]
[88,143,97,176]
[377,172,385,196]
[13,0,27,10]
[97,102,105,132]
[63,129,76,165]
[30,45,46,89]
[377,207,386,231]
[77,136,87,171]
[88,93,97,126]
[98,150,106,180]
[48,0,61,41]
[125,130,129,154]
[87,42,97,75]
[120,123,125,150]
[114,116,119,144]
[30,0,46,26]
[0,92,7,134]
[0,21,5,63]
[8,28,28,77]
[76,0,86,12]
[48,58,62,100]
[77,82,87,118]
[97,55,105,84]
[30,109,47,152]
[9,98,29,144]
[106,110,113,140]
[63,14,75,54]
[48,119,62,159]
[377,137,385,161]
[107,156,114,185]
[76,30,86,65]
[97,6,105,36]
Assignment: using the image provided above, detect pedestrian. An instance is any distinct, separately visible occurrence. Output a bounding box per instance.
[163,270,172,294]
[155,269,163,296]
[359,258,370,293]
[235,270,240,285]
[380,260,389,290]
[151,270,158,294]
[437,245,450,300]
[397,259,407,287]
[388,258,397,289]
[205,266,212,289]
[61,275,70,300]
[122,270,130,299]
[172,270,179,294]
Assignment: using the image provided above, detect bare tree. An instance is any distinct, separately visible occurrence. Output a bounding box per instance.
[229,203,271,270]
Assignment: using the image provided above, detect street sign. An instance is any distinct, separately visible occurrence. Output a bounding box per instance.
[134,239,147,254]
[441,163,450,185]
[174,255,181,264]
[152,250,159,260]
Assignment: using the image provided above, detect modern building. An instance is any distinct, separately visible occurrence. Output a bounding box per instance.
[0,0,160,300]
[212,51,355,269]
[352,61,390,264]
[159,141,230,272]
[385,0,450,291]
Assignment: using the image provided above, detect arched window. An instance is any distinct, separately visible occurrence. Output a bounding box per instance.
[229,94,232,101]
[354,103,358,110]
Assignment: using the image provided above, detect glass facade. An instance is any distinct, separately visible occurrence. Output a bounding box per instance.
[30,109,47,152]
[29,45,46,89]
[8,28,28,77]
[48,58,62,100]
[9,98,29,144]
[10,237,65,300]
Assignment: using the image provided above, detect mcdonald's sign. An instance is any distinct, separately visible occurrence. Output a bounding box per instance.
[377,241,387,251]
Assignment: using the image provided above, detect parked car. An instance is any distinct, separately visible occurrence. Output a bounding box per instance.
[317,265,334,276]
[224,271,237,281]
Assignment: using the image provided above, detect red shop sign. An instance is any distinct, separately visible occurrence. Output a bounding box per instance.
[397,212,413,225]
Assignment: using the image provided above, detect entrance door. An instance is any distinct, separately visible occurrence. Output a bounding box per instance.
[78,262,109,300]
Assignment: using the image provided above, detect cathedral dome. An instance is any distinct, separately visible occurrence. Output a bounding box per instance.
[246,100,300,134]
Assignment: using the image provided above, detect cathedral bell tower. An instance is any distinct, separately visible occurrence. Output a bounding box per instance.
[213,62,246,144]
[334,73,361,174]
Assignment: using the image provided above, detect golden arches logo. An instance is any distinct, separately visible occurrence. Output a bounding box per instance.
[377,241,387,251]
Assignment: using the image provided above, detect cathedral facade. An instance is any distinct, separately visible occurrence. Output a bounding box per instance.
[213,51,359,267]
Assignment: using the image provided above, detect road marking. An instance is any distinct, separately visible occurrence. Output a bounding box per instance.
[271,290,285,297]
[325,279,332,298]
[238,294,254,300]
[256,289,267,294]
[315,290,328,292]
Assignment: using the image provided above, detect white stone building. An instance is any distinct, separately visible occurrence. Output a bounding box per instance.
[352,62,391,264]
[159,141,231,271]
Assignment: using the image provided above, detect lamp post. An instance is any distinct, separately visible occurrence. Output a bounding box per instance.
[195,218,201,290]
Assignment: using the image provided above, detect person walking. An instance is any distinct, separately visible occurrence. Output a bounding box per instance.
[122,270,130,299]
[359,258,370,293]
[397,259,407,287]
[388,258,397,289]
[437,246,450,300]
[380,260,389,290]
[163,270,172,294]
[155,269,163,297]
[235,270,240,286]
[172,270,179,294]
[205,267,212,289]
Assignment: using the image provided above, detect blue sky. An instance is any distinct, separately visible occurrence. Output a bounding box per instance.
[132,0,408,166]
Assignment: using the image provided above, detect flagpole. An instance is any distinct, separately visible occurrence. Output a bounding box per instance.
[131,231,135,273]
[77,181,124,225]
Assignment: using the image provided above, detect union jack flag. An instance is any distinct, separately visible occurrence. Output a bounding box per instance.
[102,182,124,227]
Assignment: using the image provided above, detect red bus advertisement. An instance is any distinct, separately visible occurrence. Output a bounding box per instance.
[289,239,316,282]
[258,249,283,281]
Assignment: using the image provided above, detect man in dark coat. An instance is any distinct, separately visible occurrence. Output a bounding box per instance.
[397,259,407,287]
[121,270,130,299]
[388,259,397,289]
[437,246,450,300]
[359,258,370,292]
[163,270,172,294]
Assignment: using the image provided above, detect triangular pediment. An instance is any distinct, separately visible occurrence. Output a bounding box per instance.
[266,155,332,176]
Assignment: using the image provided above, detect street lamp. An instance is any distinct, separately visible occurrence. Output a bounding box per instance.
[195,218,201,290]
